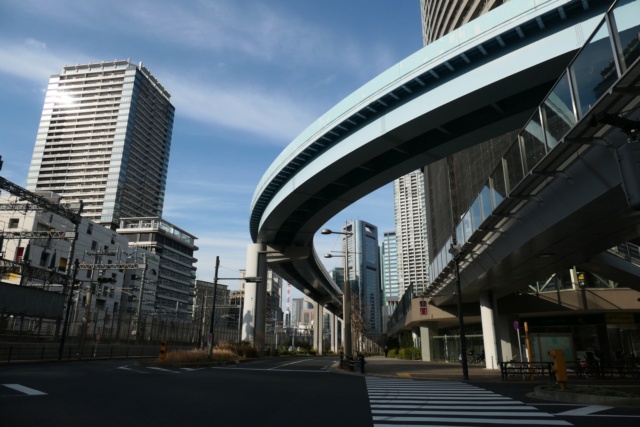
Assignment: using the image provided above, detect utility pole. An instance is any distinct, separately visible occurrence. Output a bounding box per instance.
[207,256,220,357]
[135,254,148,343]
[79,249,116,358]
[58,259,79,360]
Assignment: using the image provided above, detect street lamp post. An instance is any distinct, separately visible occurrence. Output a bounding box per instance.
[321,228,353,360]
[449,235,469,381]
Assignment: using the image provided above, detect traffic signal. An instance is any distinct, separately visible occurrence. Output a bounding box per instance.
[548,349,567,389]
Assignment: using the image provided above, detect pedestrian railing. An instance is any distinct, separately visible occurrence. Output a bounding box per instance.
[500,361,553,380]
[0,342,192,364]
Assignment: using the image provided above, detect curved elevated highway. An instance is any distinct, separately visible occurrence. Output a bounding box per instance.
[249,0,638,315]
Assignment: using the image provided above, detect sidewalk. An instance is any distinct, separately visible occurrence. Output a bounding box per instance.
[347,355,505,382]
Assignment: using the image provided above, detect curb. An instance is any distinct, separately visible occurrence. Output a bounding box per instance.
[532,385,640,408]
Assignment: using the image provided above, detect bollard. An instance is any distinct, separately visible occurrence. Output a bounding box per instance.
[358,353,366,374]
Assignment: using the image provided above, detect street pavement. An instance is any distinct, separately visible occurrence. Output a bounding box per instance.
[347,355,506,382]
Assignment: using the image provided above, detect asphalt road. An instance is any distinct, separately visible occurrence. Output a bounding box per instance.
[2,357,640,427]
[0,357,371,427]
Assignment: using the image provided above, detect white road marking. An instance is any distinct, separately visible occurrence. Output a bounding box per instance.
[2,384,47,396]
[117,365,149,374]
[555,405,612,416]
[367,377,573,427]
[147,367,180,373]
[269,359,310,370]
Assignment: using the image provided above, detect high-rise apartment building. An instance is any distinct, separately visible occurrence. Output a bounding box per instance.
[380,231,399,315]
[420,0,509,45]
[393,170,429,297]
[27,59,174,228]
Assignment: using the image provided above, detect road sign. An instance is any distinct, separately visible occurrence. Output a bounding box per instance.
[513,320,519,330]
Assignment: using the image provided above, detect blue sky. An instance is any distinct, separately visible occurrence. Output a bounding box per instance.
[0,0,423,296]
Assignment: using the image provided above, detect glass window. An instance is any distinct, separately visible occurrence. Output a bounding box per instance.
[570,23,616,118]
[480,183,493,221]
[542,73,576,148]
[470,197,482,232]
[520,111,547,173]
[491,163,507,207]
[612,0,640,72]
[462,212,472,242]
[503,142,524,194]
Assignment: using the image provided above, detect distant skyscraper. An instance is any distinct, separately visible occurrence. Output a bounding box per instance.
[394,170,429,297]
[380,231,399,314]
[291,298,303,327]
[329,267,344,291]
[343,220,382,336]
[27,59,174,228]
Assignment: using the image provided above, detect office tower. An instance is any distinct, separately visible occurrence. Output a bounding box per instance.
[342,220,382,337]
[266,269,284,325]
[394,170,429,297]
[291,297,303,327]
[27,59,174,228]
[329,267,345,291]
[380,231,399,314]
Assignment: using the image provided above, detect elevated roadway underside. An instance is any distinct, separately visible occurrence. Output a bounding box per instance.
[251,0,619,311]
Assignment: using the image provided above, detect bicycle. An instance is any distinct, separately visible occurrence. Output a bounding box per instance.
[506,355,520,377]
[577,358,597,379]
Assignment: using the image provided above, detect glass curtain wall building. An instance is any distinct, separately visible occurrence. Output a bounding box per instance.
[343,220,383,337]
[27,59,174,228]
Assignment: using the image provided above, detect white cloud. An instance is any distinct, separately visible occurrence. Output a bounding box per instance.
[164,76,316,144]
[0,38,89,83]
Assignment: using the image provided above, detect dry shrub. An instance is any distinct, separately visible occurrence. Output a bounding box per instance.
[215,341,258,358]
[211,349,238,360]
[160,348,239,364]
[163,349,209,363]
[215,341,238,354]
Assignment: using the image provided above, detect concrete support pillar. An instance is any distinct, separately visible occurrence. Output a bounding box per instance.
[335,316,341,353]
[329,311,338,353]
[480,292,515,368]
[412,327,420,349]
[242,243,267,349]
[479,291,500,370]
[419,322,438,361]
[313,302,323,355]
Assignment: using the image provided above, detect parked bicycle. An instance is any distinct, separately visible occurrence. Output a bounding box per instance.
[505,354,520,377]
[576,353,600,379]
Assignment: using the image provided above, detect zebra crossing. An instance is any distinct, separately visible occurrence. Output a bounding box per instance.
[366,377,572,426]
